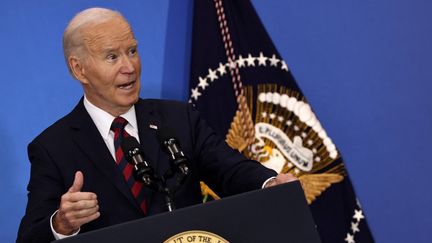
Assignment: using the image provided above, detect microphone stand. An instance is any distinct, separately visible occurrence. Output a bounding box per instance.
[134,166,188,212]
[159,176,175,212]
[160,166,189,212]
[124,136,188,213]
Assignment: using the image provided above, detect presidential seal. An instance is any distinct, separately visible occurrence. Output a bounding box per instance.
[164,230,229,243]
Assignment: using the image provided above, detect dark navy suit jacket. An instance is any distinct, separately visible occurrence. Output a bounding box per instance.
[17,98,277,243]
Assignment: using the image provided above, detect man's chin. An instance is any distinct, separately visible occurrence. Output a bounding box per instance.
[124,95,139,107]
[131,93,140,104]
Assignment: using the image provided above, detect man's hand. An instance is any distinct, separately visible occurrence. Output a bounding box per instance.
[53,171,100,235]
[265,173,298,188]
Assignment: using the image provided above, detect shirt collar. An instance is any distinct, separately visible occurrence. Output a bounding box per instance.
[83,96,138,140]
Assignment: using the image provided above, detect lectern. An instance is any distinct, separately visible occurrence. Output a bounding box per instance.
[55,181,321,243]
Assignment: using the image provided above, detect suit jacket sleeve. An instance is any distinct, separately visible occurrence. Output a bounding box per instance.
[183,103,277,196]
[17,140,66,243]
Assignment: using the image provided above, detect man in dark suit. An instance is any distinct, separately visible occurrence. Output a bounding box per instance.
[17,7,296,243]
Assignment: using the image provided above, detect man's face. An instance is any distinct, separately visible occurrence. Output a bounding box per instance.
[77,17,141,116]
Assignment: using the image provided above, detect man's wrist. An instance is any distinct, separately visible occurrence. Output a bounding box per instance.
[262,176,277,188]
[50,210,80,240]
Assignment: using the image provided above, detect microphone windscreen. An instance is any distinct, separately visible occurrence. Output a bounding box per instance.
[121,136,141,154]
[156,127,178,144]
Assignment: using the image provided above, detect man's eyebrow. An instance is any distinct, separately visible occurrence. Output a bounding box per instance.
[100,40,138,54]
[130,40,138,48]
[103,48,117,53]
[98,44,119,54]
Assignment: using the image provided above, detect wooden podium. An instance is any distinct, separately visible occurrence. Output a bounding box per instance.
[56,181,321,243]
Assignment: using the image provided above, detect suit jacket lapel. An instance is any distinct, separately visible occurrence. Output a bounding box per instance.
[135,99,161,172]
[135,100,162,206]
[68,98,142,212]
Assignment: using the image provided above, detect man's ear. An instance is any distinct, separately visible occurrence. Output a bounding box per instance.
[68,56,88,84]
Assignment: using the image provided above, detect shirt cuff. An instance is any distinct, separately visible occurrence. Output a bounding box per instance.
[50,210,80,240]
[262,176,277,188]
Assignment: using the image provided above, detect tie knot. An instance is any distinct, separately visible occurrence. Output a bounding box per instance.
[111,116,128,131]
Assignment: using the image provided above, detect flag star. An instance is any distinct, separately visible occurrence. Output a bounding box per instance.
[269,113,276,119]
[281,60,289,71]
[237,55,246,67]
[307,140,314,146]
[227,57,237,69]
[286,120,293,126]
[269,54,280,66]
[217,62,227,75]
[246,54,256,66]
[191,88,201,101]
[314,156,321,162]
[261,112,267,118]
[294,125,300,131]
[257,52,267,66]
[198,77,209,89]
[207,68,218,82]
[294,168,300,174]
[277,116,284,122]
[301,132,307,138]
[351,222,360,233]
[344,233,355,243]
[312,148,317,153]
[353,209,364,222]
[287,163,293,168]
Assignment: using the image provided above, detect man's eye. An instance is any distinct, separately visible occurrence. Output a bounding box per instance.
[129,48,137,56]
[107,54,118,61]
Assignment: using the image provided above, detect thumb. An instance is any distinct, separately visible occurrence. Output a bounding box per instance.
[68,171,84,193]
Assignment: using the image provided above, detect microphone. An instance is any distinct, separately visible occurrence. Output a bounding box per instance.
[156,127,190,177]
[121,136,156,187]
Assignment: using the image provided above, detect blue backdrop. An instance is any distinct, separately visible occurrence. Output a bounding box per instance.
[1,1,431,242]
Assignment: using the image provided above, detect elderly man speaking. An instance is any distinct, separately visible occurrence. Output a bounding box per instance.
[17,7,296,243]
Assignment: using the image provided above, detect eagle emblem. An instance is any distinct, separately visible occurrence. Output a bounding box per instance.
[225,86,344,204]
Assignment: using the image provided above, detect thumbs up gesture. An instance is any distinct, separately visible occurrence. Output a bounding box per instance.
[53,171,100,235]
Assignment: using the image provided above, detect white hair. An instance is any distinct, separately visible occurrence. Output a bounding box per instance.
[62,7,126,74]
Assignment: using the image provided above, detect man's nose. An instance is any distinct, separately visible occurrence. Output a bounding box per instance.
[119,56,135,74]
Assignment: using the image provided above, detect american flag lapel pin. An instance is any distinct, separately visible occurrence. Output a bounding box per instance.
[149,124,158,130]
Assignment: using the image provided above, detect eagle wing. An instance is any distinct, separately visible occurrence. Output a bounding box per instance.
[225,109,250,152]
[299,174,344,204]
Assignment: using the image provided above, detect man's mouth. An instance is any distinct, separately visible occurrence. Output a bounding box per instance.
[118,81,135,90]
